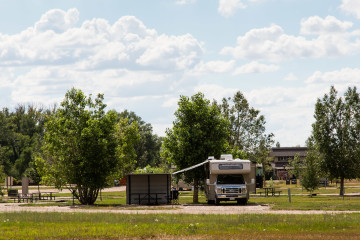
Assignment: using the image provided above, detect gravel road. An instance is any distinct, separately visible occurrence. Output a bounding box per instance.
[1,203,359,215]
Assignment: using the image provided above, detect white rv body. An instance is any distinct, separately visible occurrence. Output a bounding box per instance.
[205,155,255,205]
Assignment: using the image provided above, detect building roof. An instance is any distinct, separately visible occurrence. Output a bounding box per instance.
[269,147,308,157]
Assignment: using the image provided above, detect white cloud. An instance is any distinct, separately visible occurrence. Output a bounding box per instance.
[10,65,179,105]
[340,0,360,19]
[192,83,327,146]
[162,97,179,107]
[11,67,74,104]
[35,8,79,33]
[221,22,360,62]
[0,67,15,87]
[284,73,298,81]
[233,61,279,74]
[152,123,173,136]
[218,0,246,17]
[191,60,235,75]
[194,84,238,102]
[175,0,197,5]
[300,16,353,35]
[0,10,203,72]
[306,68,360,84]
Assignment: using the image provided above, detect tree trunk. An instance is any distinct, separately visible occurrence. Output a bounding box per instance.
[339,177,345,196]
[78,186,99,205]
[193,178,199,203]
[263,175,266,188]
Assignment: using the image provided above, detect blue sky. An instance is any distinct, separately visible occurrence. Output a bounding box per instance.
[1,0,360,146]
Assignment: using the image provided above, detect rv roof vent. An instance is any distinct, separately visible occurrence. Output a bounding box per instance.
[220,154,233,160]
[208,156,215,160]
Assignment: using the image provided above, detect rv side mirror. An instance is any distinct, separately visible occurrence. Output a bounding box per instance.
[206,179,210,185]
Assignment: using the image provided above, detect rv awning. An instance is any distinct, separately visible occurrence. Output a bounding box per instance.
[172,160,209,175]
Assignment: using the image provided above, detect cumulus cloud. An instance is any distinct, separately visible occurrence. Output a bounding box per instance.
[233,61,279,74]
[340,0,360,19]
[35,8,79,33]
[306,68,360,84]
[218,0,246,17]
[0,10,203,71]
[10,66,178,105]
[11,67,75,104]
[300,16,353,35]
[221,20,360,62]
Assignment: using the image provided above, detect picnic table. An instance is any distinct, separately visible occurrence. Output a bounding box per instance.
[17,193,34,203]
[260,187,282,197]
[33,192,56,201]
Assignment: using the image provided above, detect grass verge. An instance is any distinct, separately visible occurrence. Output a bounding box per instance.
[0,212,360,239]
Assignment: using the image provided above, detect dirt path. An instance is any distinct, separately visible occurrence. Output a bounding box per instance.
[1,203,360,215]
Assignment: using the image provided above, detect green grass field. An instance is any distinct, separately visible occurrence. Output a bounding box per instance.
[1,181,360,239]
[0,212,359,239]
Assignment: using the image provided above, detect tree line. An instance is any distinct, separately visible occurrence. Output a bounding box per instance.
[0,89,163,203]
[164,86,360,201]
[1,86,359,204]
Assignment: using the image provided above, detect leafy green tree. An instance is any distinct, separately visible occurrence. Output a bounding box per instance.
[312,86,360,196]
[300,150,321,196]
[134,165,166,174]
[217,91,274,162]
[38,88,139,204]
[256,138,274,187]
[163,92,229,203]
[0,105,48,179]
[288,153,302,180]
[227,146,248,159]
[117,110,162,169]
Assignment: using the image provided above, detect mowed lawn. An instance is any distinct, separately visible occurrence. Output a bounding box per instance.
[0,212,360,239]
[1,181,360,239]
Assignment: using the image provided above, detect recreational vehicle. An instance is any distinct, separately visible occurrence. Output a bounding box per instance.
[173,154,256,205]
[205,155,255,205]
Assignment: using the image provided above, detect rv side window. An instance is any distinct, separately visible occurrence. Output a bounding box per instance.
[217,174,245,184]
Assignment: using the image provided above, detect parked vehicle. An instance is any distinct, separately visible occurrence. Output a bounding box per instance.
[204,155,256,205]
[172,154,256,205]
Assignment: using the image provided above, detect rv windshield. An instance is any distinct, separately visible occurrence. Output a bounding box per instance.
[217,174,245,185]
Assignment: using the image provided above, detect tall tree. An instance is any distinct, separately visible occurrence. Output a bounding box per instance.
[0,105,47,179]
[312,86,360,196]
[38,88,139,204]
[117,110,162,169]
[300,148,321,196]
[217,91,274,162]
[163,92,229,203]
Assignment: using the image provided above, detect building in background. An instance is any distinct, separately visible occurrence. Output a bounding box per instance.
[269,147,308,180]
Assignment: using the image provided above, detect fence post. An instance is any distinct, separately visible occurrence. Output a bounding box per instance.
[288,188,291,203]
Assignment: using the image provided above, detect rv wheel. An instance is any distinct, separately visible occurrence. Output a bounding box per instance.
[207,200,215,204]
